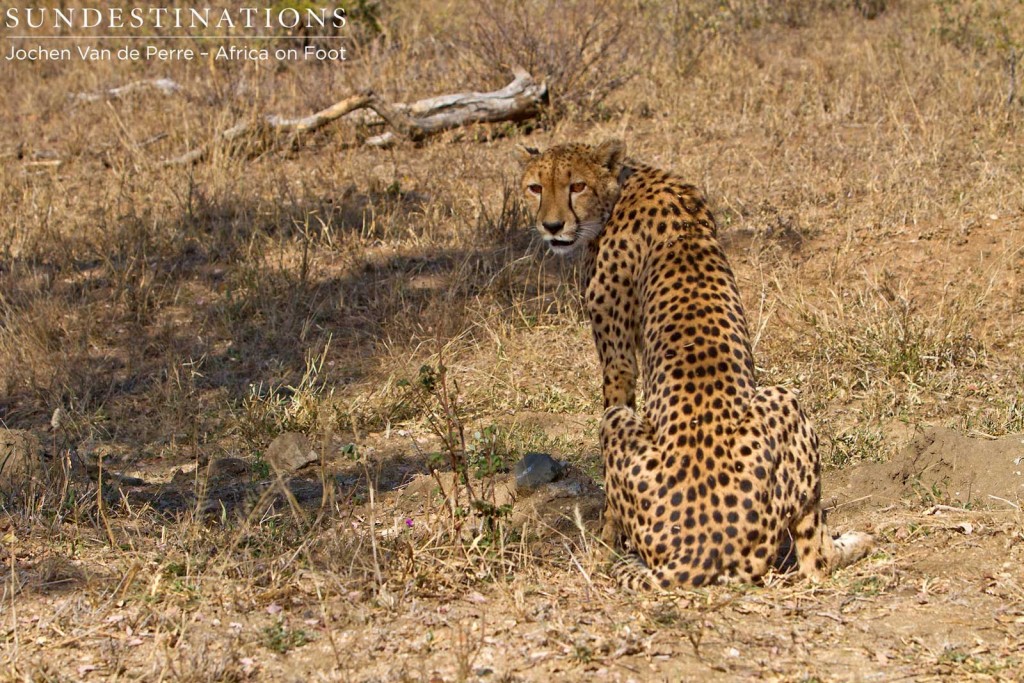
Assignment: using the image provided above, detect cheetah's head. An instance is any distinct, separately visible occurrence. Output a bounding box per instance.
[519,140,625,256]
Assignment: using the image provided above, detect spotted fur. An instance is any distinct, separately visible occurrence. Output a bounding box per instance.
[520,140,872,589]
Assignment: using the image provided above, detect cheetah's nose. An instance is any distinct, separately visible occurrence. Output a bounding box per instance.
[542,221,565,235]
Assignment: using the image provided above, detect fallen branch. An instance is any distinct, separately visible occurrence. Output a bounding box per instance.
[167,91,377,166]
[73,78,182,103]
[363,69,547,148]
[164,69,546,165]
[397,68,548,133]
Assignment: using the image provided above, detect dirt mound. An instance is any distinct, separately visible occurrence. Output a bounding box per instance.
[827,427,1024,511]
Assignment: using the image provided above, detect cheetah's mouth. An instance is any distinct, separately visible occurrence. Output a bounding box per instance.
[548,237,576,251]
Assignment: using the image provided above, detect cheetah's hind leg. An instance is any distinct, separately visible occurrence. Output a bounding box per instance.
[792,507,873,579]
[768,388,874,579]
[728,386,873,581]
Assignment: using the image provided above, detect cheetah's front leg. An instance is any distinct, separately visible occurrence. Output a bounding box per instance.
[598,404,665,587]
[586,257,640,410]
[590,315,639,410]
[598,405,648,559]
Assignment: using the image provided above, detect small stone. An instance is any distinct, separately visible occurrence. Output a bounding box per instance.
[265,432,319,474]
[514,452,565,492]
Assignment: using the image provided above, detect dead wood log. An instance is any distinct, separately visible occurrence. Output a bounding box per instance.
[73,78,182,103]
[363,68,547,148]
[164,70,546,165]
[398,68,547,133]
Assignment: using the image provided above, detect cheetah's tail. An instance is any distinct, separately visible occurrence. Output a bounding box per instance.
[609,553,660,591]
[832,531,874,569]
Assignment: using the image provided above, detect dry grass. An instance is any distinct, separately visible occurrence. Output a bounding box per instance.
[2,0,1024,680]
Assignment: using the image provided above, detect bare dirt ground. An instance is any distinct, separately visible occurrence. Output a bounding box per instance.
[2,1,1024,681]
[5,426,1023,681]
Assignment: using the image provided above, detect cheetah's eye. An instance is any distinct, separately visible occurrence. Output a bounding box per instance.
[527,183,543,195]
[570,181,587,193]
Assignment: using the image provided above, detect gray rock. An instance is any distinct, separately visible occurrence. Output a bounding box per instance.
[265,432,319,474]
[514,452,565,492]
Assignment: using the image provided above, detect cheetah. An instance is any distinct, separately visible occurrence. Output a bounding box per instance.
[520,140,872,589]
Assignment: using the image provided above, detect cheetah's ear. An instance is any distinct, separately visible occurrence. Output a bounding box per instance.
[516,144,541,165]
[593,139,625,171]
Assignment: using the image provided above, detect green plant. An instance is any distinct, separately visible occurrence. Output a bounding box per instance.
[570,642,593,664]
[909,475,954,506]
[262,621,310,654]
[251,450,271,481]
[400,360,510,538]
[849,575,886,596]
[466,425,507,478]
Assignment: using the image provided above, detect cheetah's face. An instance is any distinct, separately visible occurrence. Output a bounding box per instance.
[519,140,624,255]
